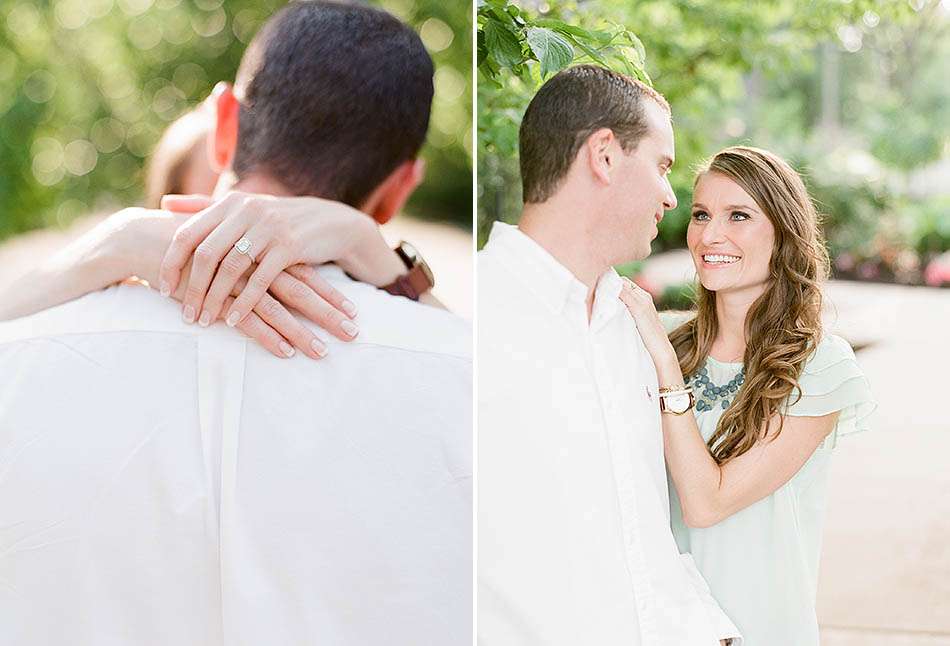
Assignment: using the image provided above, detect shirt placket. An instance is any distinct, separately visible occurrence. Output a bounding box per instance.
[589,328,660,646]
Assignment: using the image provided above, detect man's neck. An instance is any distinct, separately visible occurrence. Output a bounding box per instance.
[518,197,610,320]
[213,171,295,198]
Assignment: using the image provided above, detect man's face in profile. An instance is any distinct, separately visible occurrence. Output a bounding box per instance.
[603,99,677,263]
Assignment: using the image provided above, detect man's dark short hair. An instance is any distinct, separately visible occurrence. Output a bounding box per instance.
[232,0,434,206]
[518,64,670,204]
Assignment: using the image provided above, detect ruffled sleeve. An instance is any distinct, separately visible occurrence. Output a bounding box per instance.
[786,333,876,446]
[658,310,695,335]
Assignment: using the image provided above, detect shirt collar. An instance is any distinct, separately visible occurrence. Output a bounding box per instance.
[487,221,623,329]
[590,268,623,330]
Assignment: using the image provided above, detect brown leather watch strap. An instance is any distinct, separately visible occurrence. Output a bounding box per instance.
[382,264,431,301]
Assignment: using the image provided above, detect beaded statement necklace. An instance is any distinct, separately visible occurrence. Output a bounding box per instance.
[686,363,745,413]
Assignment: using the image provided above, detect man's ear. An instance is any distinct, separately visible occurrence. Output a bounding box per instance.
[210,82,240,173]
[362,158,425,225]
[584,127,616,186]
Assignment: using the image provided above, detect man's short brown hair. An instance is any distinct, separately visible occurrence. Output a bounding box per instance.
[518,64,670,204]
[231,1,433,207]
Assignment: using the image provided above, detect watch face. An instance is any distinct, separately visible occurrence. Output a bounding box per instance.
[668,393,690,413]
[400,241,434,286]
[400,241,420,263]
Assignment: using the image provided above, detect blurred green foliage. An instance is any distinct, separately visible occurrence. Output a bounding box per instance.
[0,0,471,242]
[478,0,950,284]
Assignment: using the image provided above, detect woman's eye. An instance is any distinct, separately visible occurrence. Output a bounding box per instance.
[730,211,750,221]
[691,210,709,221]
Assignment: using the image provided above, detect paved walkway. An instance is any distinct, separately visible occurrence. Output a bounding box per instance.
[643,249,950,644]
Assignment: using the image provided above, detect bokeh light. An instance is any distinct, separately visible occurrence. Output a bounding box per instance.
[0,0,471,241]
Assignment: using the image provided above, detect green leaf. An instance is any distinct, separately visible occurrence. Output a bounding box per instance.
[533,18,613,45]
[483,19,523,68]
[515,63,534,86]
[487,6,516,26]
[621,30,647,68]
[525,27,574,78]
[534,18,594,41]
[564,33,609,67]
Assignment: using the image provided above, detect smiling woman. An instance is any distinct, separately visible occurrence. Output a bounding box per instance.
[619,145,875,646]
[688,172,776,293]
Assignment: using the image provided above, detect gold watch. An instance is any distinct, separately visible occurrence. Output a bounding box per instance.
[658,386,695,415]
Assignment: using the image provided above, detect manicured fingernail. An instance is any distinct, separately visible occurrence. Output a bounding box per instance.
[341,320,359,337]
[279,341,295,357]
[159,281,170,297]
[183,305,196,324]
[226,311,240,327]
[342,299,358,318]
[198,311,211,327]
[310,339,328,357]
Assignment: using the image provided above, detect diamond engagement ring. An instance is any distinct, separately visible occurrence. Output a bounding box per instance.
[234,237,253,256]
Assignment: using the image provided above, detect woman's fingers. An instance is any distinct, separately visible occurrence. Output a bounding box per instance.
[271,270,359,342]
[252,292,328,359]
[158,199,232,299]
[160,194,214,213]
[199,246,255,326]
[619,278,653,313]
[286,264,358,319]
[178,201,260,324]
[225,245,291,327]
[228,295,296,360]
[174,268,340,361]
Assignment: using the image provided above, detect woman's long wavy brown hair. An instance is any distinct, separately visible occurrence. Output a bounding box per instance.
[668,146,830,465]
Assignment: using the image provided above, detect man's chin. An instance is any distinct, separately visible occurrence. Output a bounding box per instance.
[621,245,652,264]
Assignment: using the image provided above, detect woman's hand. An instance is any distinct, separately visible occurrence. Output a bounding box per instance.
[618,277,679,375]
[158,193,372,333]
[111,207,352,360]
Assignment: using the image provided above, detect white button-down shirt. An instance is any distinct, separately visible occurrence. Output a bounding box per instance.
[0,266,472,646]
[477,222,740,645]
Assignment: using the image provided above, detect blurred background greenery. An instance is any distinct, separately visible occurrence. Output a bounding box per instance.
[0,0,472,241]
[478,0,950,288]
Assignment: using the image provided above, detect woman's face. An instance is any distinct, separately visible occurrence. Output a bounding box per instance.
[687,171,776,297]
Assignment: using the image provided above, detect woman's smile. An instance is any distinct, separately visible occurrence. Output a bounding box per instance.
[699,252,742,268]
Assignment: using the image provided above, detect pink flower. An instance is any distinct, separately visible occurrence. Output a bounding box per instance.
[857,261,880,280]
[835,252,856,273]
[924,252,950,287]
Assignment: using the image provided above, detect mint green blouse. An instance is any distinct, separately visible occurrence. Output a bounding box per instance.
[660,313,876,646]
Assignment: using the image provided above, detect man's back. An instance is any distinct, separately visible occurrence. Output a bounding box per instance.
[0,267,471,646]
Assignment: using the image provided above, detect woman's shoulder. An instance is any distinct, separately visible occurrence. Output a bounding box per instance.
[787,331,876,439]
[801,332,857,374]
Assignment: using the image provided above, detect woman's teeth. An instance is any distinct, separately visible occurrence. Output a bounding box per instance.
[703,254,740,264]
